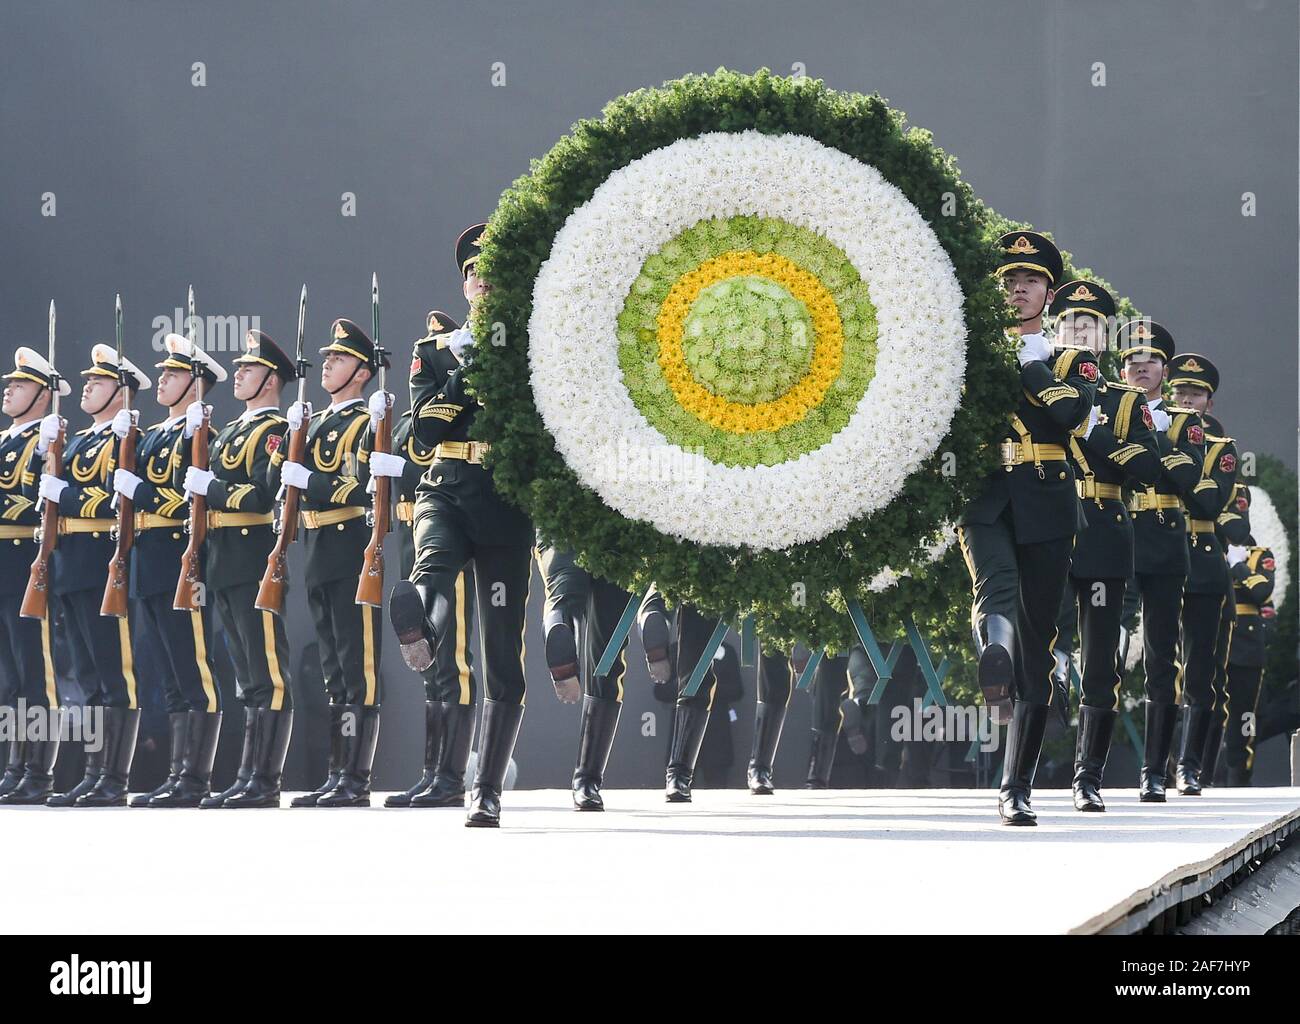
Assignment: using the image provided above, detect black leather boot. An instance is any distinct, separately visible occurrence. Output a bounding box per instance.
[839,696,869,756]
[1139,700,1177,802]
[1200,717,1224,789]
[76,707,141,807]
[291,703,346,807]
[664,702,710,803]
[998,700,1048,825]
[47,709,103,807]
[977,614,1015,723]
[1072,705,1116,812]
[0,736,61,805]
[746,700,787,795]
[201,706,256,808]
[639,607,672,685]
[150,711,222,807]
[131,711,188,806]
[223,708,294,808]
[805,728,838,789]
[544,609,580,690]
[466,699,524,827]
[386,701,440,807]
[0,735,26,797]
[1176,704,1214,796]
[410,702,474,807]
[572,695,622,811]
[390,580,436,673]
[1050,649,1072,729]
[318,706,381,807]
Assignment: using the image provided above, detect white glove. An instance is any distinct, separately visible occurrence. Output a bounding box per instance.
[183,466,215,498]
[1016,332,1051,366]
[1227,545,1248,567]
[113,468,142,500]
[37,414,63,454]
[447,326,476,363]
[280,461,312,491]
[1080,405,1100,439]
[110,408,136,440]
[1147,402,1172,432]
[287,401,312,432]
[184,401,208,438]
[368,451,406,478]
[368,390,391,430]
[38,473,67,504]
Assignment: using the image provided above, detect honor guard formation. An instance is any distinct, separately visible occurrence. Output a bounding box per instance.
[0,225,1282,826]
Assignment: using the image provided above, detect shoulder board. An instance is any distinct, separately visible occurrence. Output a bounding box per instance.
[76,426,94,436]
[1204,434,1233,445]
[1108,380,1146,394]
[1167,406,1200,415]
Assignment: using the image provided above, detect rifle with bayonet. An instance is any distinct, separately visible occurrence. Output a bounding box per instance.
[174,286,207,611]
[356,272,390,607]
[102,294,135,617]
[255,285,309,615]
[20,302,62,620]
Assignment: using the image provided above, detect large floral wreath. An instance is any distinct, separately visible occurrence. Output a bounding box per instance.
[468,69,1019,651]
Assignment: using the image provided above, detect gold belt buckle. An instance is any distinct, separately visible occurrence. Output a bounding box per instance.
[467,441,488,464]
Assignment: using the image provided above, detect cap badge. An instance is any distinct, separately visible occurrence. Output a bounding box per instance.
[1181,357,1204,372]
[1005,235,1038,254]
[333,321,349,340]
[1066,284,1098,301]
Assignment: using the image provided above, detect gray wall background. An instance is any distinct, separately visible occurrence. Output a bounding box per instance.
[2,0,1296,789]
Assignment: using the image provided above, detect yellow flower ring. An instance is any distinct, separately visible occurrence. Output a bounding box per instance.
[655,251,844,434]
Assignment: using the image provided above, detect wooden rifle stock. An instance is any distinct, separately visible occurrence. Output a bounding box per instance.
[174,405,210,611]
[100,419,138,617]
[355,396,392,607]
[20,427,64,620]
[255,417,308,615]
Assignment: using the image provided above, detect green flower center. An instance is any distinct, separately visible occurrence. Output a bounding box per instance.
[681,276,814,404]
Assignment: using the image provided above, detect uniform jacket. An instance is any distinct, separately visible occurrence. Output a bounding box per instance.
[268,399,372,588]
[1130,402,1209,576]
[0,420,42,597]
[1067,377,1161,580]
[31,422,117,595]
[1184,432,1240,595]
[194,408,287,591]
[959,345,1099,544]
[410,353,533,547]
[130,415,194,599]
[1227,546,1275,668]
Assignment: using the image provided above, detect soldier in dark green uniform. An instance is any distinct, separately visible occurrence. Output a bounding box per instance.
[389,223,535,828]
[1203,481,1252,783]
[1166,354,1241,795]
[113,334,225,807]
[1221,530,1275,785]
[956,231,1099,825]
[182,330,295,808]
[37,345,150,807]
[1046,282,1162,811]
[803,652,850,789]
[0,348,67,805]
[384,310,478,809]
[536,540,634,809]
[1117,321,1214,801]
[278,319,386,808]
